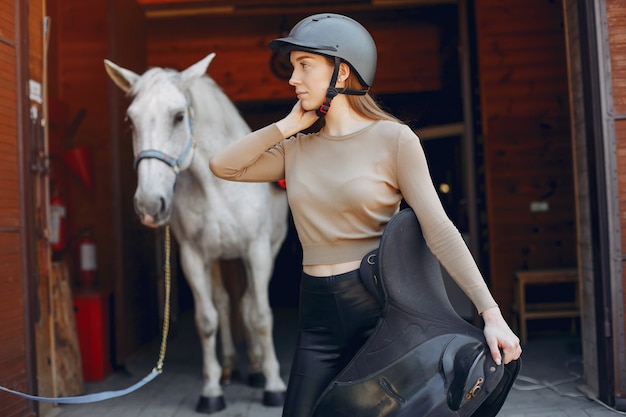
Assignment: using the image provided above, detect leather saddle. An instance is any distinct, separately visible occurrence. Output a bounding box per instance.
[312,208,520,417]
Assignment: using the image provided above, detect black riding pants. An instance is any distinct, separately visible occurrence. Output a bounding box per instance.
[281,269,382,417]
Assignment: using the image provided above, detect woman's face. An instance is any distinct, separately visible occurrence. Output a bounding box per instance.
[288,51,334,111]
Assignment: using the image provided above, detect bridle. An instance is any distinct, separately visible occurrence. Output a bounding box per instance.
[132,96,196,174]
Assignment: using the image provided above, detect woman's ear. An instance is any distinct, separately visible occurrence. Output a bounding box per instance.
[338,62,351,83]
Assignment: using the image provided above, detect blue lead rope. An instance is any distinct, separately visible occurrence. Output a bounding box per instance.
[1,226,173,405]
[0,368,161,404]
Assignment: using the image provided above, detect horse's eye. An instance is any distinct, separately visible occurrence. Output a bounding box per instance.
[173,112,184,125]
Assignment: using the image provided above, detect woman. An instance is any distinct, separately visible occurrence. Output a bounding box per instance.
[210,13,521,417]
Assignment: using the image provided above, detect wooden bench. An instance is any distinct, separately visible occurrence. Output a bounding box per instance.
[511,268,580,343]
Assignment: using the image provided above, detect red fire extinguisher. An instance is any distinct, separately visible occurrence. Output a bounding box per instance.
[50,191,67,253]
[77,231,97,288]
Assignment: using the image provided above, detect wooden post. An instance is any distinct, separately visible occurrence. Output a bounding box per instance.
[50,261,84,396]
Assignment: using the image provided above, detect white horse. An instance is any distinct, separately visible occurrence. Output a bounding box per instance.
[104,53,289,413]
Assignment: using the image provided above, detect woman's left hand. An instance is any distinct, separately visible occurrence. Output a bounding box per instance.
[481,306,522,366]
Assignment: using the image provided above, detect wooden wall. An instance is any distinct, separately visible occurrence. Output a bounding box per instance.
[562,0,599,398]
[47,0,112,288]
[0,0,29,415]
[45,0,579,372]
[144,8,442,102]
[48,0,158,366]
[106,0,160,363]
[0,0,42,415]
[607,0,626,402]
[474,0,577,318]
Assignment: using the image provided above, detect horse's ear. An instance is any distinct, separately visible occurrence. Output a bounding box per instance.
[180,53,216,90]
[104,59,140,93]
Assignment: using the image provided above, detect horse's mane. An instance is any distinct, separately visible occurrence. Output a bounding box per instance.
[189,75,252,144]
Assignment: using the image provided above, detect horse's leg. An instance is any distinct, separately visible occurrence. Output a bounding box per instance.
[179,245,225,413]
[239,286,265,389]
[211,260,238,385]
[241,241,287,406]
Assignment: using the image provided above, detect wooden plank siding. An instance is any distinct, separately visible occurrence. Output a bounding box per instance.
[0,234,28,417]
[107,0,161,368]
[474,0,577,321]
[607,0,626,399]
[608,1,626,114]
[145,9,442,101]
[47,0,160,366]
[562,0,599,396]
[48,0,113,294]
[0,42,19,228]
[0,0,31,414]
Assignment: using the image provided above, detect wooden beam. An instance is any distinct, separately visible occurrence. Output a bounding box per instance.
[139,0,457,19]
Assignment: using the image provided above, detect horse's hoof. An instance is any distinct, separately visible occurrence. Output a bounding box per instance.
[248,372,265,388]
[263,390,286,407]
[196,395,226,414]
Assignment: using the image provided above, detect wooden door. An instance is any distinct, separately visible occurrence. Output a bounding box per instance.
[0,0,52,416]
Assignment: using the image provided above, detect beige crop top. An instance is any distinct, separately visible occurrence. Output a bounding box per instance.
[209,120,497,313]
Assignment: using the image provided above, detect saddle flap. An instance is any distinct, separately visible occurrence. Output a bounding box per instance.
[447,342,500,411]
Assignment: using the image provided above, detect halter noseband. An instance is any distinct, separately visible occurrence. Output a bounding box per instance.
[133,96,196,174]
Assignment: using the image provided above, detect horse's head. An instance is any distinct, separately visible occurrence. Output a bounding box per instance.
[104,54,216,227]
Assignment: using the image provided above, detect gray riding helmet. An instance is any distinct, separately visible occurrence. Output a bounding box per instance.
[269,13,377,89]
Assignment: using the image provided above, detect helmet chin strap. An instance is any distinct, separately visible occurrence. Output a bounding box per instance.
[316,57,369,117]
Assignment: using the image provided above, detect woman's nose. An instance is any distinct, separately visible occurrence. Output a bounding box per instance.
[288,72,299,86]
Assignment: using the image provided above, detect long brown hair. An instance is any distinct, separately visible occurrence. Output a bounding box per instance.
[344,71,400,123]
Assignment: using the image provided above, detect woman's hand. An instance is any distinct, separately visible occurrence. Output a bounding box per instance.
[276,100,319,137]
[481,306,522,365]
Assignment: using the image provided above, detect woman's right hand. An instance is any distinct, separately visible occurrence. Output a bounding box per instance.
[276,100,319,137]
[481,307,522,365]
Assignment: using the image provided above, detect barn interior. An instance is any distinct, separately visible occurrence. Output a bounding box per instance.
[41,0,577,398]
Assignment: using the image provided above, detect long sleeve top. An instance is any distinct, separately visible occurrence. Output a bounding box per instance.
[209,120,498,313]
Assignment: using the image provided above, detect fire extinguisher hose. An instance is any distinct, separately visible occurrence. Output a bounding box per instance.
[0,226,173,404]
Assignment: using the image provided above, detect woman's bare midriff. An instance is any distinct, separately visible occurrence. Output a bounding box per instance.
[303,260,362,277]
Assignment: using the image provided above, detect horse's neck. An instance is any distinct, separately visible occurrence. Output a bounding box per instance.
[182,76,250,196]
[187,76,251,154]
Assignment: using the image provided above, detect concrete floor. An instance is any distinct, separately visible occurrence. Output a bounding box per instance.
[46,309,626,417]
